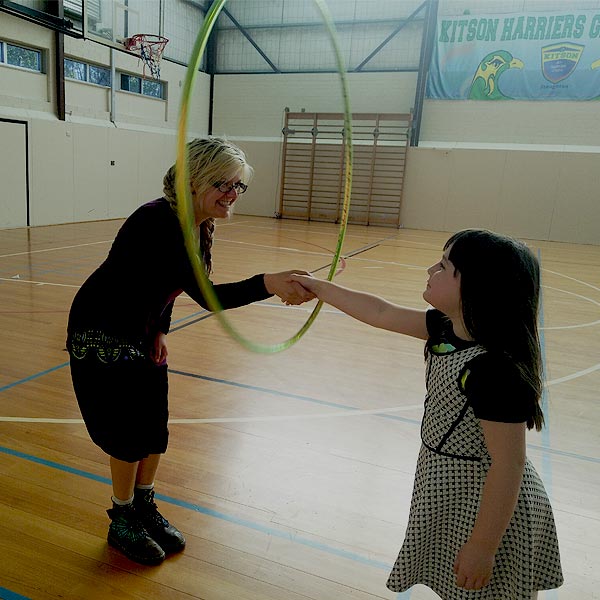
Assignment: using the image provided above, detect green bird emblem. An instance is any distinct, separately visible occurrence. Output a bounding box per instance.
[469,50,524,100]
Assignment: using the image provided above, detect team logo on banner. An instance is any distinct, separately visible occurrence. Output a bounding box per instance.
[542,43,584,83]
[469,50,524,100]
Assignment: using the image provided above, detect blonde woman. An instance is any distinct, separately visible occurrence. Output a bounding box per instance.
[67,137,313,565]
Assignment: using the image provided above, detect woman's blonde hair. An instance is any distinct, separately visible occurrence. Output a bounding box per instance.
[162,137,253,274]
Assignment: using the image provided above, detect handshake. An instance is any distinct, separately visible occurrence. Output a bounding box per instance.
[263,270,321,306]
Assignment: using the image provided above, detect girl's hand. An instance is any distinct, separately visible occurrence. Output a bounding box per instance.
[453,540,495,590]
[454,420,524,590]
[264,270,316,305]
[152,332,168,365]
[288,273,321,296]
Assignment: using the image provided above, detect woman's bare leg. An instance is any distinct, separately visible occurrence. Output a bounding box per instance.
[132,452,186,553]
[110,456,138,501]
[135,453,161,486]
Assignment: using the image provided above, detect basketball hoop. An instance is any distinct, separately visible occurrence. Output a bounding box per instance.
[124,34,168,80]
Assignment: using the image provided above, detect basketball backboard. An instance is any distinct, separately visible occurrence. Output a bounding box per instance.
[82,0,161,49]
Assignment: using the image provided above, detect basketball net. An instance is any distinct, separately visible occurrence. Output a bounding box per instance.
[124,34,168,80]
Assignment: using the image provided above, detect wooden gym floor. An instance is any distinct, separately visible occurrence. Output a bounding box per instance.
[0,215,598,599]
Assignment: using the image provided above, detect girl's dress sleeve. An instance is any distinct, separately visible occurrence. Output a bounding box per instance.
[462,353,534,423]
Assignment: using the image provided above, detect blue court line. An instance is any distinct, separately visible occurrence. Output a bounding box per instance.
[168,305,415,425]
[168,368,421,424]
[160,493,391,570]
[0,587,31,600]
[538,250,559,600]
[169,308,210,330]
[0,308,210,393]
[0,445,391,573]
[2,358,599,463]
[527,443,599,464]
[538,252,553,492]
[0,446,110,484]
[0,362,69,393]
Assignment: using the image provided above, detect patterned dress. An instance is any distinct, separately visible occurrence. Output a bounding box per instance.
[386,310,563,599]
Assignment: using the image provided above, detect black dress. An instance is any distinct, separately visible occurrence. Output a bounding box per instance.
[386,310,563,599]
[67,198,272,462]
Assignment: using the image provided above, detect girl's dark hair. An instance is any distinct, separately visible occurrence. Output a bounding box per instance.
[445,229,544,430]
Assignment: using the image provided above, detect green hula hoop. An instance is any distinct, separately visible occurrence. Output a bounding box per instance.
[176,0,353,353]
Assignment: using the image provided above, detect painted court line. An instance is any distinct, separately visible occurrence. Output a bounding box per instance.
[539,251,559,600]
[0,277,79,288]
[0,240,111,259]
[0,587,31,600]
[0,445,392,574]
[1,364,598,463]
[0,404,423,425]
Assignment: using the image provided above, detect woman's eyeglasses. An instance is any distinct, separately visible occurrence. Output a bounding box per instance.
[213,181,248,194]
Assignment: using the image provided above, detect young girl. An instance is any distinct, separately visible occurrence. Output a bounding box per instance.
[290,229,563,599]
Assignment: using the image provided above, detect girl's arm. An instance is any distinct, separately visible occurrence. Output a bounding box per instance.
[453,420,526,590]
[289,275,428,339]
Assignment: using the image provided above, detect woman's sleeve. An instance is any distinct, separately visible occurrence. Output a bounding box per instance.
[158,301,174,333]
[168,211,274,310]
[208,274,273,309]
[183,270,273,311]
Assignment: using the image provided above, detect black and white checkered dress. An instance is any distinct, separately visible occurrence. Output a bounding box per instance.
[386,312,563,599]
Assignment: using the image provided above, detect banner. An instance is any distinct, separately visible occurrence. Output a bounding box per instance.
[427,11,600,100]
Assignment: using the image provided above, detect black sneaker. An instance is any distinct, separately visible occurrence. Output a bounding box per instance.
[134,488,186,554]
[107,503,165,565]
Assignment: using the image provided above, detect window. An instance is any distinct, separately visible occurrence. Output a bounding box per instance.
[0,41,42,72]
[65,58,110,87]
[89,65,110,87]
[63,59,164,98]
[64,58,86,81]
[120,73,141,93]
[142,79,163,99]
[120,73,164,99]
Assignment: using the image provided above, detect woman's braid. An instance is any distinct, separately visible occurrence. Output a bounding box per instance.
[199,218,215,275]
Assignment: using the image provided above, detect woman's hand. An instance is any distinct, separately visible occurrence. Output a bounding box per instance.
[453,540,495,590]
[151,332,168,365]
[264,270,316,305]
